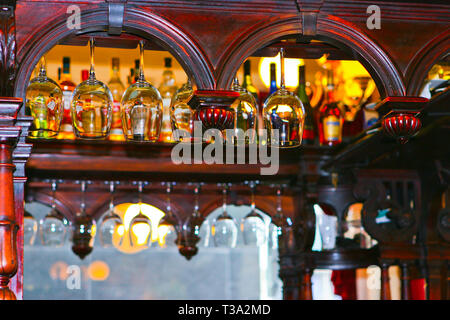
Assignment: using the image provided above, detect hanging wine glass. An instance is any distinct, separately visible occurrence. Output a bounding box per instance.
[129,181,152,249]
[193,183,210,248]
[121,40,163,142]
[268,185,284,250]
[213,183,238,248]
[241,181,266,247]
[263,48,305,147]
[24,210,38,246]
[71,38,113,139]
[158,182,177,248]
[170,78,195,142]
[71,181,97,259]
[26,56,63,139]
[40,180,66,247]
[229,77,258,144]
[99,181,123,248]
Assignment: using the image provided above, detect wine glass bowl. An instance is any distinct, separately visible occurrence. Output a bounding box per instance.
[71,78,113,139]
[121,81,163,142]
[213,213,238,248]
[170,80,195,142]
[242,210,266,247]
[24,211,38,246]
[99,211,123,248]
[230,78,258,144]
[26,57,63,139]
[263,88,305,147]
[40,208,67,247]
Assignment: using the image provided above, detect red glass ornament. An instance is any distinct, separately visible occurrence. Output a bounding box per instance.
[382,113,421,144]
[188,90,239,131]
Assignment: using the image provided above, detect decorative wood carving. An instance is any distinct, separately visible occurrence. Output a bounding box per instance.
[294,0,324,36]
[354,169,421,244]
[0,1,17,97]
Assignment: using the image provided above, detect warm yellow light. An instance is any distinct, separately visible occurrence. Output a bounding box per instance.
[88,260,110,281]
[131,222,151,245]
[258,53,303,89]
[157,224,173,247]
[109,202,167,254]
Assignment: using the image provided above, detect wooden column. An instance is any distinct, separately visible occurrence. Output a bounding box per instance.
[300,267,313,300]
[400,261,411,300]
[0,129,20,300]
[380,262,391,300]
[0,99,30,300]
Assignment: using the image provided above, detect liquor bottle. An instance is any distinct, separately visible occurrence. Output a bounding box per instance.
[318,70,344,146]
[127,68,135,86]
[296,64,316,145]
[158,57,178,142]
[57,57,76,139]
[108,58,125,141]
[242,60,259,104]
[133,59,140,83]
[269,62,278,95]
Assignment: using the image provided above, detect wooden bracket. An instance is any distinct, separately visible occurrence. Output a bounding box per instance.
[295,0,325,36]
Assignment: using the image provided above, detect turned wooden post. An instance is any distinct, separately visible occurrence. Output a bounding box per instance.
[400,261,411,300]
[0,132,20,300]
[301,267,313,300]
[380,262,391,300]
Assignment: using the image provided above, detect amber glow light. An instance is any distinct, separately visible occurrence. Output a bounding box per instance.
[110,202,168,254]
[259,54,303,88]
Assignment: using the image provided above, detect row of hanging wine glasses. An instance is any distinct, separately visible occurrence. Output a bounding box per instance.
[27,38,305,147]
[24,180,290,253]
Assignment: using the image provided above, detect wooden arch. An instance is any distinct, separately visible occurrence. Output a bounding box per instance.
[405,29,450,96]
[14,7,215,106]
[216,15,406,98]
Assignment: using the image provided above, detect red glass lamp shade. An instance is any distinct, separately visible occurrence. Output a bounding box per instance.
[375,96,428,144]
[188,90,240,131]
[382,113,422,144]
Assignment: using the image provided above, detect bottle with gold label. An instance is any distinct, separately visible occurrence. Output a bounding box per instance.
[158,57,178,143]
[318,69,343,146]
[108,57,125,141]
[57,56,76,139]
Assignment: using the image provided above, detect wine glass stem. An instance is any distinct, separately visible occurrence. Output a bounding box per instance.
[89,38,96,80]
[280,47,285,89]
[138,40,145,82]
[39,56,46,77]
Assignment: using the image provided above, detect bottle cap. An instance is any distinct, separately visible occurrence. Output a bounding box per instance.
[244,60,251,75]
[112,57,120,68]
[62,57,70,74]
[164,57,172,68]
[81,70,89,81]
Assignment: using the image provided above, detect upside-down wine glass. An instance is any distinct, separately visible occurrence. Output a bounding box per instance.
[241,181,267,247]
[24,210,38,246]
[71,38,113,139]
[121,40,163,142]
[99,181,124,248]
[213,183,238,248]
[40,180,67,247]
[26,56,63,139]
[158,182,177,248]
[170,78,195,142]
[71,181,97,259]
[195,183,210,247]
[129,181,153,249]
[263,48,305,147]
[268,185,285,250]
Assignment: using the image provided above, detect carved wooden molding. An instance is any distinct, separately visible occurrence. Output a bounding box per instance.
[0,2,16,97]
[354,170,421,244]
